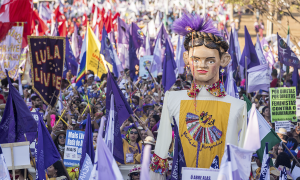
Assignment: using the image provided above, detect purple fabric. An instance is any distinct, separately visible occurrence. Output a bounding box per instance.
[97,117,117,179]
[228,29,238,72]
[100,26,119,77]
[106,67,133,125]
[240,26,260,69]
[117,17,129,45]
[129,33,139,79]
[292,67,299,93]
[29,37,65,107]
[0,70,37,144]
[64,37,78,78]
[172,13,221,37]
[36,111,61,180]
[277,33,300,68]
[260,38,275,67]
[130,22,144,50]
[171,118,186,180]
[106,68,131,164]
[80,114,95,169]
[162,38,177,92]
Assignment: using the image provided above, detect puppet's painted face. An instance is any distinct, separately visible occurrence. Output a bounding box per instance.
[183,46,231,85]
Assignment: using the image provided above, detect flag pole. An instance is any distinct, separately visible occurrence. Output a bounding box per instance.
[245,56,248,98]
[282,142,300,167]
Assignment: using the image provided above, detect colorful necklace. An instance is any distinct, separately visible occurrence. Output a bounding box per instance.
[187,80,226,98]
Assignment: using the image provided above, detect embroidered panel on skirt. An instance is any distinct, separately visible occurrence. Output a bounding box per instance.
[179,100,231,168]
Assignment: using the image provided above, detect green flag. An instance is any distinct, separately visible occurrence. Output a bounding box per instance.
[243,95,281,165]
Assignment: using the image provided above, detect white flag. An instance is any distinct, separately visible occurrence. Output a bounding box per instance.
[243,104,261,151]
[218,144,253,180]
[259,143,270,180]
[0,145,10,180]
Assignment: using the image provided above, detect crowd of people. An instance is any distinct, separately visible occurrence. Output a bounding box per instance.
[0,0,300,180]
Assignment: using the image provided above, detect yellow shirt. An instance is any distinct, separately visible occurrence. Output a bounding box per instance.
[122,139,142,164]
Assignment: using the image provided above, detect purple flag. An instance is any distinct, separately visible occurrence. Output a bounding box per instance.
[129,33,139,79]
[0,70,37,144]
[240,26,260,69]
[255,34,267,65]
[64,37,78,78]
[97,117,123,179]
[80,114,95,169]
[106,67,133,125]
[130,22,144,50]
[261,38,275,67]
[277,33,300,69]
[36,112,61,180]
[171,118,186,180]
[228,29,238,72]
[117,17,129,45]
[152,24,174,77]
[100,26,119,78]
[162,38,177,92]
[28,36,65,107]
[105,68,131,166]
[292,67,299,92]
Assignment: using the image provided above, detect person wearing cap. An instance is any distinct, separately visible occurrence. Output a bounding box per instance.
[128,165,141,180]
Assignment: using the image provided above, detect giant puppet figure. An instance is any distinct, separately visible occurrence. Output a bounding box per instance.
[150,13,247,179]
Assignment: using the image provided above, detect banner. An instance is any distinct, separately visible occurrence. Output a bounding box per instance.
[270,87,296,122]
[0,25,24,80]
[275,121,291,133]
[139,55,153,79]
[64,130,85,168]
[28,36,66,107]
[182,167,219,180]
[247,64,270,92]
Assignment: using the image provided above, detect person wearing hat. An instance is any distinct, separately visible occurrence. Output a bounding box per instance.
[277,128,288,143]
[52,130,67,159]
[128,165,141,180]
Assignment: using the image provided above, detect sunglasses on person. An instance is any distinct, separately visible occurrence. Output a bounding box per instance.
[132,172,140,176]
[59,136,66,139]
[130,131,138,135]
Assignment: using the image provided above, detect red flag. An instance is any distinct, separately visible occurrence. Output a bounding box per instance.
[0,0,33,47]
[105,12,112,33]
[54,6,65,22]
[58,20,67,37]
[32,11,49,36]
[82,14,88,26]
[0,22,14,41]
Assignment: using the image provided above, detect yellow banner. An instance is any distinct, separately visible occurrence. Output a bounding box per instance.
[86,26,112,78]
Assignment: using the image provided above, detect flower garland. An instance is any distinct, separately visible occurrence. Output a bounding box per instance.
[150,153,169,175]
[187,80,226,98]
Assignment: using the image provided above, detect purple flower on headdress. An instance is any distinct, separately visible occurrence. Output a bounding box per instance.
[172,13,221,37]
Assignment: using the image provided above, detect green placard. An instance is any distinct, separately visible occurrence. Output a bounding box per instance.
[270,87,297,122]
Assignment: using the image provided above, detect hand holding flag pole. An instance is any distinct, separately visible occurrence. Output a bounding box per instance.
[145,67,158,84]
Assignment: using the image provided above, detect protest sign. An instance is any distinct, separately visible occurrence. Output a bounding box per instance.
[270,87,296,122]
[28,36,66,107]
[139,55,153,79]
[275,121,291,133]
[0,25,24,80]
[64,130,85,168]
[182,167,219,180]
